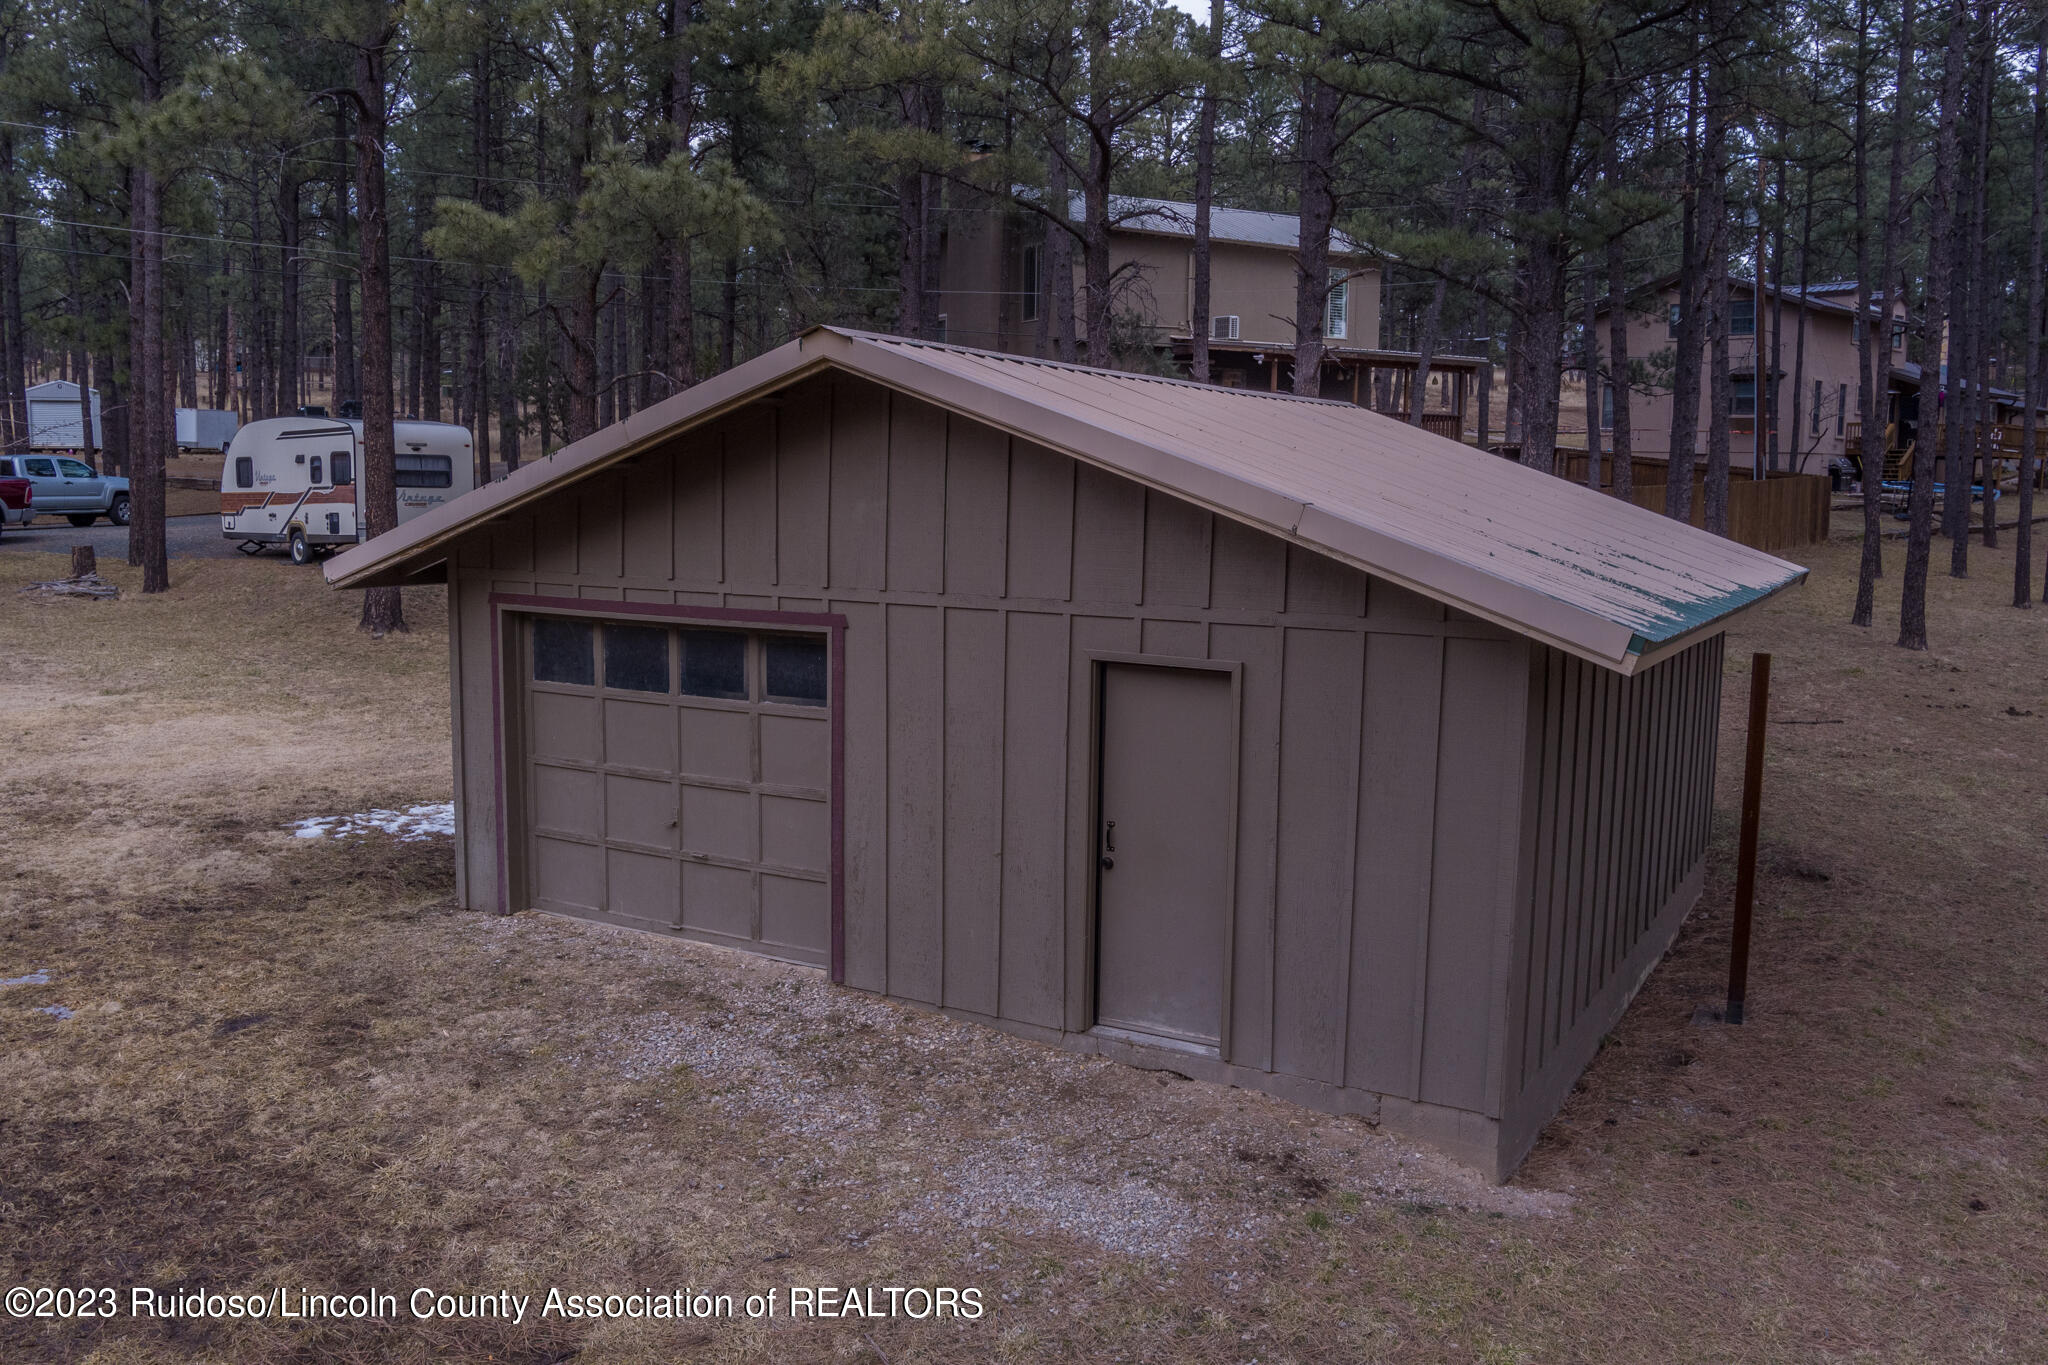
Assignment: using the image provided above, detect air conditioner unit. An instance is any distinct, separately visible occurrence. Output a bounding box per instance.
[1211,315,1240,341]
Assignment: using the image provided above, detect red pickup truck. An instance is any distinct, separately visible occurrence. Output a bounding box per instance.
[0,475,30,537]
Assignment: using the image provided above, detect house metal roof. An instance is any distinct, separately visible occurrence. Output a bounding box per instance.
[326,328,1806,673]
[1089,193,1369,257]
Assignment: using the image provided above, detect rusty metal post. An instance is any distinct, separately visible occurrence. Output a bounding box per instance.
[1727,652,1772,1024]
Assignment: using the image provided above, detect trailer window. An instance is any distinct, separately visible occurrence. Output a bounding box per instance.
[332,452,353,485]
[234,456,254,488]
[763,635,828,707]
[310,456,324,485]
[395,453,453,488]
[603,624,670,694]
[532,618,594,686]
[680,629,747,700]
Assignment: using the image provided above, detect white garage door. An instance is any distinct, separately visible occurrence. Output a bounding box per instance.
[521,614,831,966]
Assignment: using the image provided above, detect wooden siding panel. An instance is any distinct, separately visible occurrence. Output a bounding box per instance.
[1209,516,1286,614]
[836,599,888,992]
[828,382,890,592]
[1347,631,1443,1098]
[885,603,944,1002]
[673,437,723,586]
[1005,442,1075,602]
[723,410,778,587]
[1419,637,1523,1114]
[1070,464,1144,606]
[1285,543,1367,617]
[943,607,1005,1013]
[1210,621,1280,1072]
[1142,492,1211,609]
[577,474,623,581]
[886,395,947,593]
[620,458,673,581]
[944,418,1010,599]
[1140,618,1207,658]
[999,611,1069,1027]
[777,385,832,591]
[492,515,535,574]
[1271,627,1364,1084]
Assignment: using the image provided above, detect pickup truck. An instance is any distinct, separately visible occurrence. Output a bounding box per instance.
[0,475,30,536]
[0,455,130,526]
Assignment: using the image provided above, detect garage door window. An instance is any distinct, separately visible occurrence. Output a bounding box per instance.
[763,635,828,706]
[604,623,670,693]
[681,629,747,699]
[533,618,594,685]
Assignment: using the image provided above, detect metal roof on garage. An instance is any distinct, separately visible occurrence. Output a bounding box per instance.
[326,327,1806,674]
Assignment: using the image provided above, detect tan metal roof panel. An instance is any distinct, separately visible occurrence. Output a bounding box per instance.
[326,327,1805,672]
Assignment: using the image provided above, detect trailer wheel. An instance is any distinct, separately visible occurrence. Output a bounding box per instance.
[288,528,313,565]
[107,494,131,526]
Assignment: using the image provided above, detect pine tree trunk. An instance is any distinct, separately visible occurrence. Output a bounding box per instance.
[1605,133,1633,497]
[279,172,301,412]
[1668,60,1704,524]
[134,160,168,593]
[498,273,522,472]
[1292,76,1338,397]
[1580,261,1601,485]
[1047,153,1076,363]
[1851,0,1881,625]
[2018,17,2044,608]
[1190,0,1221,383]
[353,12,405,637]
[1900,0,1967,651]
[1702,7,1733,539]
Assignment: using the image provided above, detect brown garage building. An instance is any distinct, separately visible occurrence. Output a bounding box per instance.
[328,328,1805,1179]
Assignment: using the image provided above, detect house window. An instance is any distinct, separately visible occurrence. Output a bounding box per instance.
[1731,375,1756,416]
[604,623,670,694]
[1325,270,1348,341]
[1837,383,1847,434]
[1731,298,1755,336]
[1891,321,1906,352]
[1601,382,1615,430]
[532,618,595,687]
[1812,379,1823,435]
[1668,303,1682,338]
[1020,244,1041,323]
[936,313,948,344]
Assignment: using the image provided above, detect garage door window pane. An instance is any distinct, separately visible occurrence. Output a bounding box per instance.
[681,629,747,699]
[533,619,594,685]
[604,624,670,693]
[764,635,827,707]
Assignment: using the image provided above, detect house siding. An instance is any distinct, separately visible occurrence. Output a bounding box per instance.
[446,370,1538,1171]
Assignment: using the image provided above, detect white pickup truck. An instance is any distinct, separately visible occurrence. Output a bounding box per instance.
[0,455,131,527]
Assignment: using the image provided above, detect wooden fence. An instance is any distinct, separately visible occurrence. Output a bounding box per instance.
[1555,455,1830,555]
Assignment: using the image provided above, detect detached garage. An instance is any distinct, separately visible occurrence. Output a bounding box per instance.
[327,328,1805,1179]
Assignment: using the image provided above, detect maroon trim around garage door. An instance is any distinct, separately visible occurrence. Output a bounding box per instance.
[487,592,851,983]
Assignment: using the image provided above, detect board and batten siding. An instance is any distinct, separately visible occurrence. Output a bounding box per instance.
[446,372,1546,1169]
[1498,634,1724,1170]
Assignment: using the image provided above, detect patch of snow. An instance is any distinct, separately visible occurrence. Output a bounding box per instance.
[36,1005,74,1020]
[2,970,52,987]
[288,802,455,843]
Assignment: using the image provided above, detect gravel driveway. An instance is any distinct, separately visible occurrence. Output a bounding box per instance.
[0,514,274,561]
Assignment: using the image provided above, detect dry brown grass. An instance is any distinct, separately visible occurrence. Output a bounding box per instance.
[1,536,2045,1364]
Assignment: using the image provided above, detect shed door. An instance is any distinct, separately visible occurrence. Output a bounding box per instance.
[1094,663,1234,1046]
[522,616,831,966]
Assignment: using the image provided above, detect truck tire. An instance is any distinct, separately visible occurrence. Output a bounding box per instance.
[107,494,131,526]
[68,514,97,528]
[289,528,313,565]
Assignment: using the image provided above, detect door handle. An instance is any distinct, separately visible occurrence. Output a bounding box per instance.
[1100,819,1116,869]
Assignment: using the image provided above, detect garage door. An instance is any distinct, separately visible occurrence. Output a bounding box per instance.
[520,614,832,966]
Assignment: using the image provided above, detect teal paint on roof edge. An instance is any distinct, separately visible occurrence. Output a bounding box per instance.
[1625,564,1809,653]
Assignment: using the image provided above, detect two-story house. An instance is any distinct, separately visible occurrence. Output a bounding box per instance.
[937,190,1485,437]
[1591,277,1909,476]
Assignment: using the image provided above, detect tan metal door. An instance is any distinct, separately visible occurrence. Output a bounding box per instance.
[1094,663,1234,1046]
[523,616,831,966]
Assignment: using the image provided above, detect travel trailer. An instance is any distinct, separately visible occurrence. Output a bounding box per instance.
[220,417,474,563]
